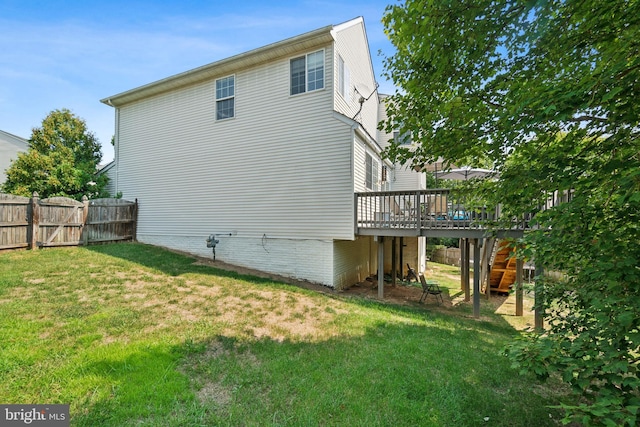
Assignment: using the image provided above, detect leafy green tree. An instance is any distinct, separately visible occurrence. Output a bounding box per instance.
[2,109,109,200]
[381,1,639,425]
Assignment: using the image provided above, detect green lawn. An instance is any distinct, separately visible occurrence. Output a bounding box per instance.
[0,243,572,426]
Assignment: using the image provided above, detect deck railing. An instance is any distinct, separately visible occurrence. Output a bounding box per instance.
[354,189,533,237]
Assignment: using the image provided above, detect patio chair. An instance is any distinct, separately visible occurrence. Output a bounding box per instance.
[405,263,419,284]
[419,273,443,304]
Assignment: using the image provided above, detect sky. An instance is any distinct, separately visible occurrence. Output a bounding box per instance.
[0,0,398,164]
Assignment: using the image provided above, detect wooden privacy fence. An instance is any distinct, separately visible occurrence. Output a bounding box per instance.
[0,192,137,250]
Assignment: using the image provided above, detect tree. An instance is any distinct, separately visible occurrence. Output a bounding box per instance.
[2,109,109,200]
[381,1,639,425]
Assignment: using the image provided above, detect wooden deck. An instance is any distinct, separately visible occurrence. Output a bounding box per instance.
[355,189,529,238]
[355,189,552,323]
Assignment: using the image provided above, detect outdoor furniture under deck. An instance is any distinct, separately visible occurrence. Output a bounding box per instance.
[355,189,533,319]
[419,273,443,304]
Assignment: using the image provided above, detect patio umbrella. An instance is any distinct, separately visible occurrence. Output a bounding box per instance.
[437,166,497,181]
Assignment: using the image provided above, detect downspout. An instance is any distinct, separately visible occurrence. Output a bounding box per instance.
[350,121,358,236]
[114,107,120,196]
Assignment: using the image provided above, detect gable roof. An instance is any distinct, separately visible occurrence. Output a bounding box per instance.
[100,19,366,108]
[0,130,28,150]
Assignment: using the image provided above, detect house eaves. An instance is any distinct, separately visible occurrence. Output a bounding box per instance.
[0,130,28,149]
[101,25,335,107]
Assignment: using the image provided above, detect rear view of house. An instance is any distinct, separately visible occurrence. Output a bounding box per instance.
[101,17,427,288]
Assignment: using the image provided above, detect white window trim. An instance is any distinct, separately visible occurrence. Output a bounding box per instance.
[393,129,412,145]
[215,75,235,120]
[290,49,325,96]
[338,55,350,102]
[365,152,379,191]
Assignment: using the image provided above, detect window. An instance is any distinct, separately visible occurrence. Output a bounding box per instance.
[365,153,379,190]
[338,55,350,101]
[216,76,234,120]
[290,50,324,95]
[393,129,412,145]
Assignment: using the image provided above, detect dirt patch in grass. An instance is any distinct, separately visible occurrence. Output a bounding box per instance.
[170,248,535,330]
[341,278,434,306]
[182,339,262,407]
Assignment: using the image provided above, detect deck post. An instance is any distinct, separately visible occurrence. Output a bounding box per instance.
[516,257,524,316]
[399,237,404,280]
[473,238,481,318]
[534,264,544,331]
[392,236,397,286]
[414,191,421,233]
[464,238,471,301]
[377,236,384,299]
[460,238,466,290]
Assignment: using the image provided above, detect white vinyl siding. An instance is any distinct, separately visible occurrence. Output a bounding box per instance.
[116,44,356,242]
[393,163,428,191]
[106,18,413,287]
[377,95,426,191]
[0,131,28,185]
[333,19,378,138]
[353,133,384,195]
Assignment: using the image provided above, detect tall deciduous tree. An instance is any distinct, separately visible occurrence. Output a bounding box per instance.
[381,1,639,425]
[2,109,109,200]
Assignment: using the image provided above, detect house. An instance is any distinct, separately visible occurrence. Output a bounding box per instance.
[0,130,28,186]
[98,161,116,196]
[101,17,427,288]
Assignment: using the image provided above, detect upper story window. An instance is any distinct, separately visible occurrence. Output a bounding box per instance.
[393,130,412,145]
[216,75,235,120]
[290,50,324,95]
[338,55,350,101]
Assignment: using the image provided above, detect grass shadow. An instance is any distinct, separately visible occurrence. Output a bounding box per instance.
[1,244,573,426]
[87,242,301,287]
[69,320,573,426]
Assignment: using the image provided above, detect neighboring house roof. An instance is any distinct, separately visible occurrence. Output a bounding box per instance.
[0,130,28,185]
[98,161,115,173]
[101,23,339,107]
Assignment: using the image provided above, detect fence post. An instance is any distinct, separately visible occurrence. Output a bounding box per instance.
[29,192,39,250]
[82,195,89,246]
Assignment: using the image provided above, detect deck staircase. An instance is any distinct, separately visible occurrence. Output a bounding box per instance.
[489,241,517,294]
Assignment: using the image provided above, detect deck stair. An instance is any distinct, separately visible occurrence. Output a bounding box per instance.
[489,241,517,294]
